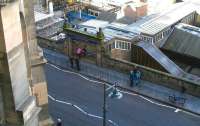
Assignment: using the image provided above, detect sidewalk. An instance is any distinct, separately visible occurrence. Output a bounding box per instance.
[122,80,200,115]
[43,49,200,116]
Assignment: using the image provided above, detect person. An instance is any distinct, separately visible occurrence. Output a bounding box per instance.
[181,85,186,94]
[57,118,62,126]
[133,67,141,86]
[81,46,87,56]
[76,47,82,58]
[129,70,134,87]
[75,47,82,71]
[69,57,74,68]
[135,69,141,85]
[75,58,80,71]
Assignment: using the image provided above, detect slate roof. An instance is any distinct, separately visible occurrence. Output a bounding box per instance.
[140,2,197,35]
[163,23,200,59]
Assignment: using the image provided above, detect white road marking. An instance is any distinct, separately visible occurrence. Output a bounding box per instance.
[175,109,181,113]
[47,63,200,118]
[48,94,118,126]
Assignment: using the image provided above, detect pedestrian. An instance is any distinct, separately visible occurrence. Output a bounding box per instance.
[81,45,87,56]
[133,69,138,86]
[181,85,186,94]
[75,58,80,71]
[130,70,134,87]
[76,47,82,58]
[135,69,141,85]
[56,118,62,126]
[69,57,74,68]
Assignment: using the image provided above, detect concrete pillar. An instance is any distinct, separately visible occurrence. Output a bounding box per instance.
[0,1,40,126]
[22,0,53,125]
[96,47,103,66]
[96,28,104,66]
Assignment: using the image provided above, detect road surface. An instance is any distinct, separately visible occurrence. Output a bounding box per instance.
[45,64,200,126]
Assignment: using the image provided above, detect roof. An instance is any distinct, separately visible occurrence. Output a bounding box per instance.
[138,41,200,82]
[80,19,109,29]
[77,19,138,41]
[97,11,117,23]
[163,23,200,59]
[124,14,159,34]
[115,16,136,25]
[34,11,54,22]
[140,2,198,35]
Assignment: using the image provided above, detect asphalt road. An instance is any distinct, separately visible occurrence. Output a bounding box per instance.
[45,64,200,126]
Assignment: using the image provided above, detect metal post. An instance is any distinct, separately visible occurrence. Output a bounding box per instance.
[103,83,106,126]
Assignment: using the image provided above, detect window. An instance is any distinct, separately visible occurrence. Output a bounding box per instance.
[143,37,146,41]
[90,11,94,16]
[112,42,115,49]
[122,42,125,49]
[128,43,131,49]
[125,43,128,49]
[115,40,131,50]
[95,13,99,17]
[116,41,119,48]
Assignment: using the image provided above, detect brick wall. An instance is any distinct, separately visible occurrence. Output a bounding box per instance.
[123,3,147,21]
[136,4,147,17]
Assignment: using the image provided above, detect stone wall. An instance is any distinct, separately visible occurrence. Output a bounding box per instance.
[111,49,131,62]
[102,57,200,97]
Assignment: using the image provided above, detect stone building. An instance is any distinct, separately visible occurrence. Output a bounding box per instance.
[0,0,52,126]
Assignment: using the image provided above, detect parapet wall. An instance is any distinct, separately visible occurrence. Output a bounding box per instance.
[102,57,200,97]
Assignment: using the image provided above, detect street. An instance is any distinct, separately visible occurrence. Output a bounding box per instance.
[45,63,200,126]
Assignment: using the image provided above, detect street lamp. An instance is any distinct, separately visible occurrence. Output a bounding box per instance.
[103,82,123,126]
[103,82,106,126]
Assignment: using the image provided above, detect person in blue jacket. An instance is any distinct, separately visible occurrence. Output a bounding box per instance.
[133,68,141,86]
[130,70,134,87]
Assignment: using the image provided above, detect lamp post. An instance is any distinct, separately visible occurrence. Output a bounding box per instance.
[103,82,106,126]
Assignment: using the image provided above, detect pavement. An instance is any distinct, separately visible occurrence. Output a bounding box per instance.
[45,64,200,126]
[125,80,200,115]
